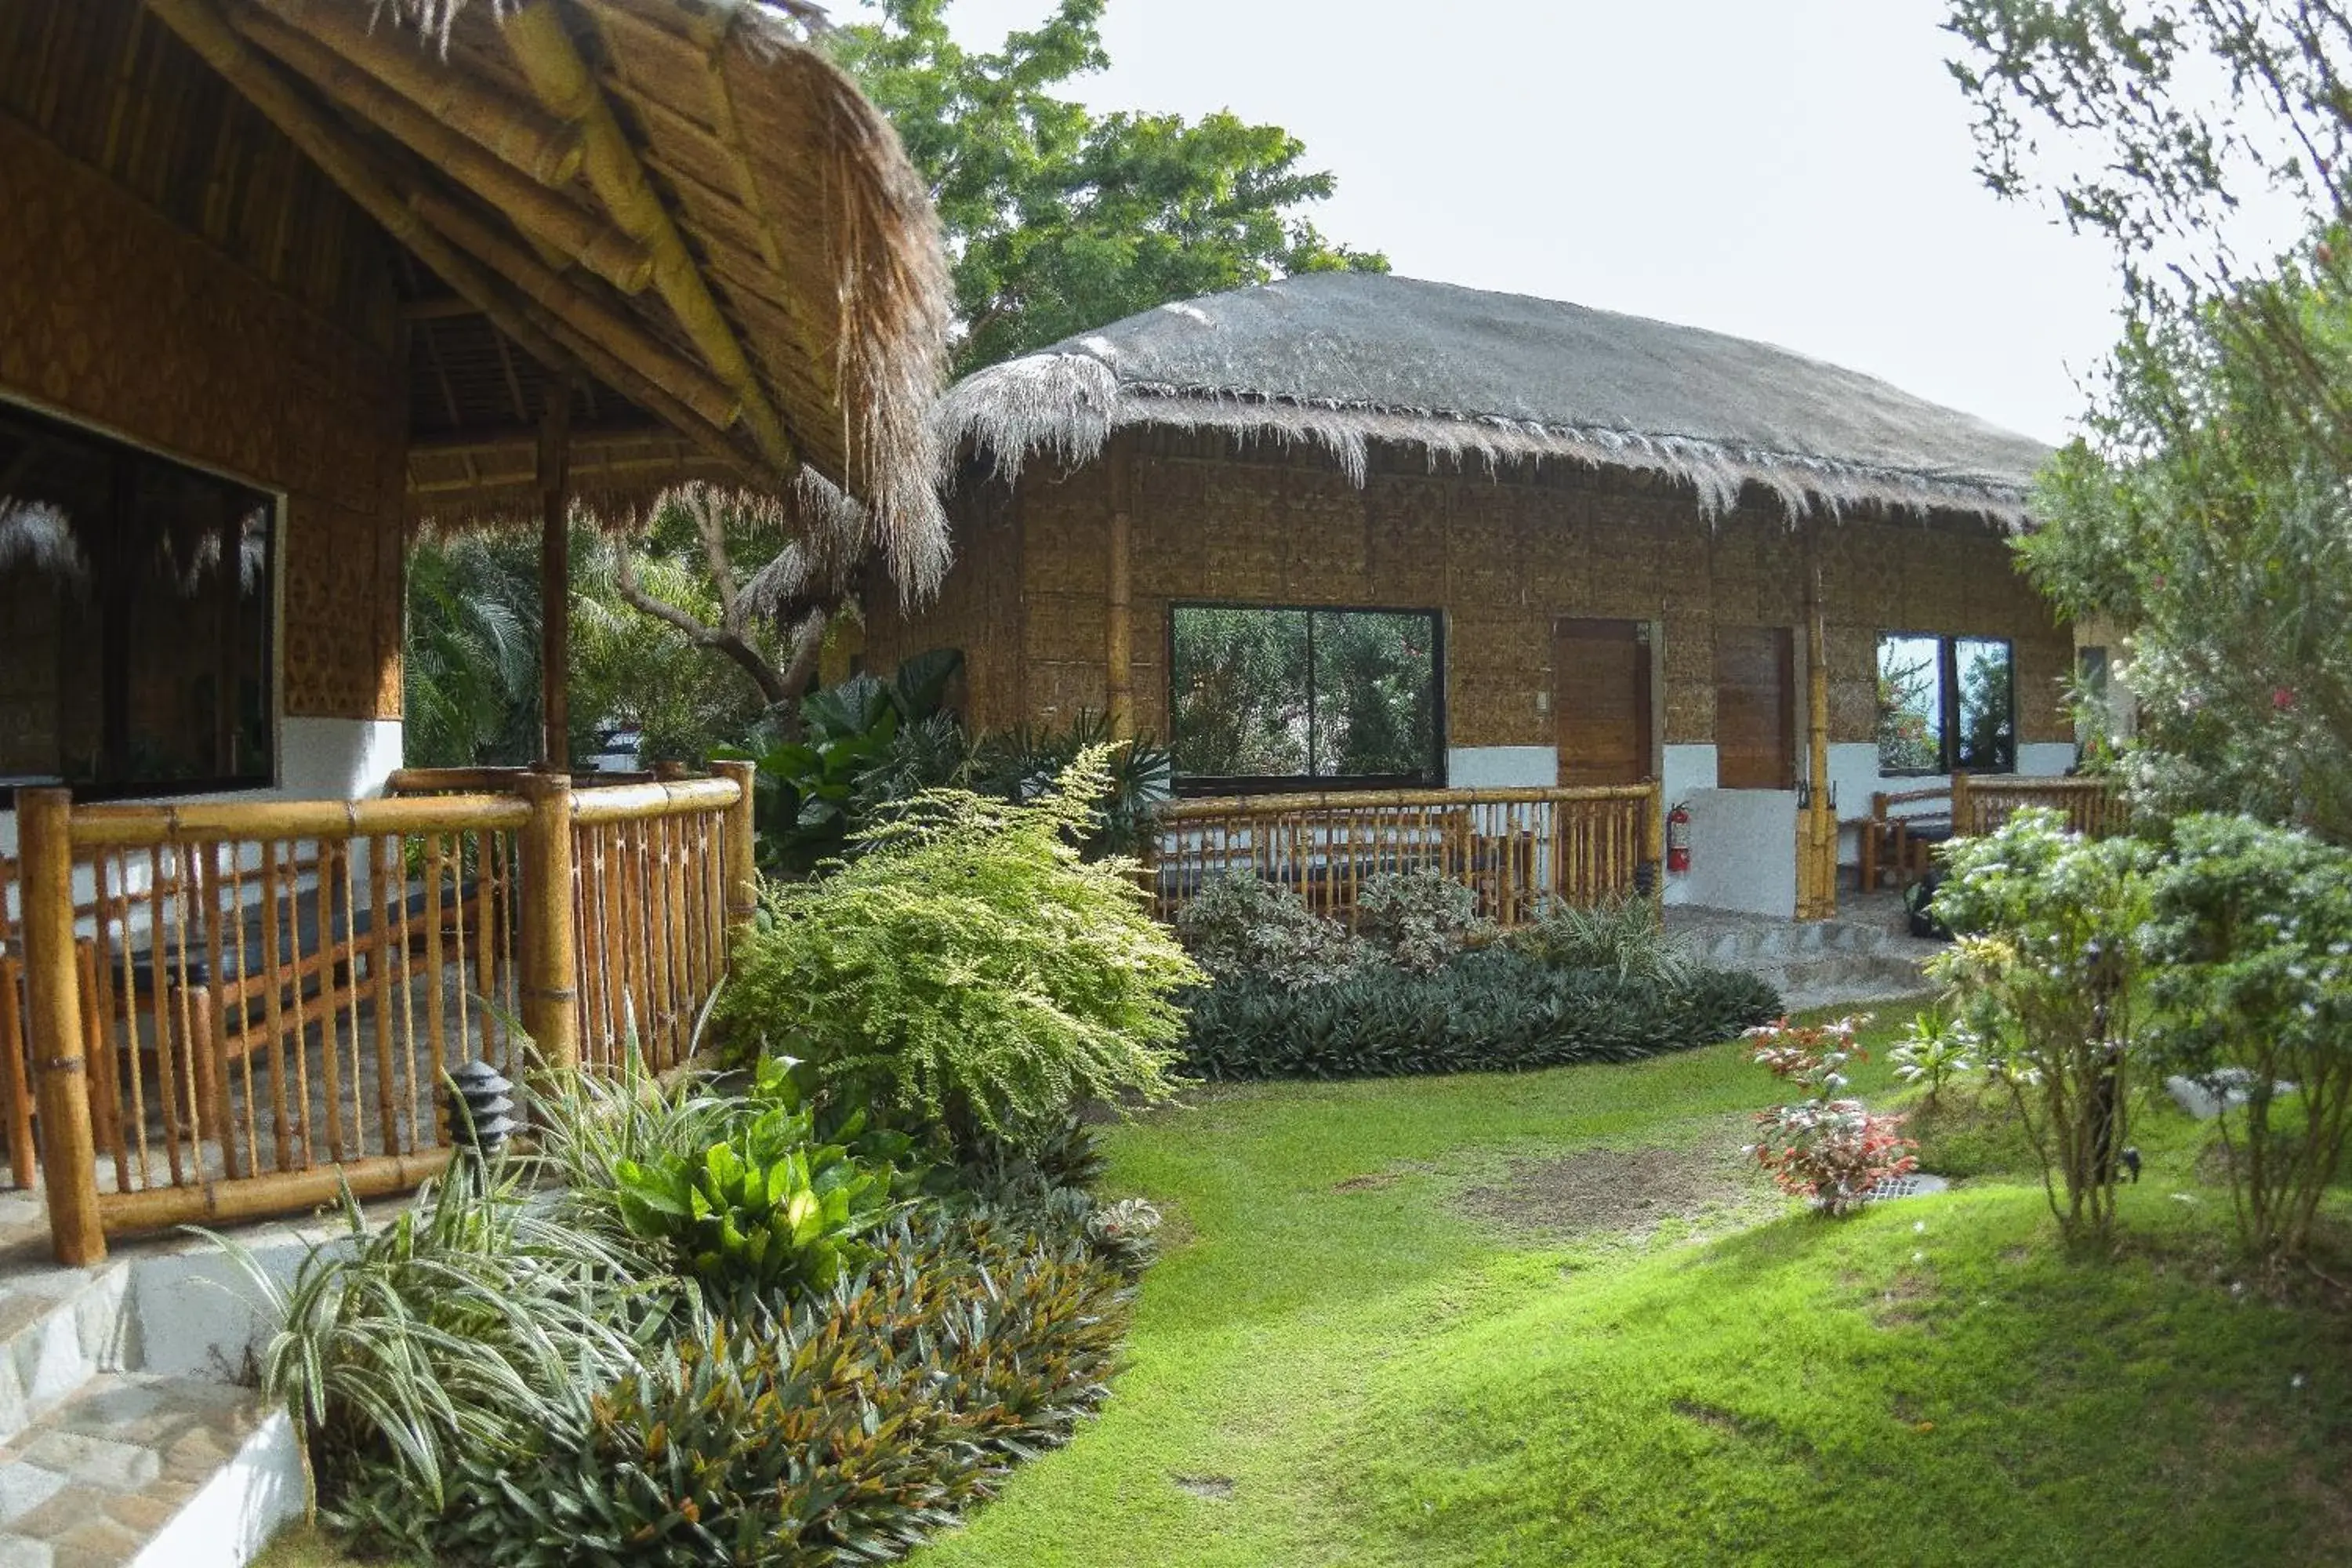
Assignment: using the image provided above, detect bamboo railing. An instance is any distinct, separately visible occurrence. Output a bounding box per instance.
[1952,771,2129,840]
[9,761,756,1264]
[1148,784,1661,929]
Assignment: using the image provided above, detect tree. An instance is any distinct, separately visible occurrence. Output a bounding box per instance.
[403,532,543,768]
[1947,2,2352,837]
[830,0,1387,375]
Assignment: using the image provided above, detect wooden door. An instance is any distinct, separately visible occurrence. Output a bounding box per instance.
[1714,625,1795,790]
[1553,619,1653,786]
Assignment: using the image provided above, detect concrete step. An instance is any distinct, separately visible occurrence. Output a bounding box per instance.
[0,1370,299,1568]
[0,1262,132,1446]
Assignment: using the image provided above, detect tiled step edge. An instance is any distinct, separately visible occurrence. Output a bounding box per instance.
[0,1262,134,1445]
[131,1406,302,1568]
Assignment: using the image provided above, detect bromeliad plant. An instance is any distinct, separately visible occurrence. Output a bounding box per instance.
[1745,1014,1918,1216]
[612,1058,906,1300]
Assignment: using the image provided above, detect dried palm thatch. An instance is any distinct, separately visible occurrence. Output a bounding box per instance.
[938,274,2051,528]
[144,0,954,597]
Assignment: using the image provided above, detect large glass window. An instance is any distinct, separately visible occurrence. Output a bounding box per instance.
[0,401,274,801]
[1169,604,1442,791]
[1875,631,2015,775]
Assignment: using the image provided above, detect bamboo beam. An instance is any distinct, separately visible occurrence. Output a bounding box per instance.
[70,794,530,848]
[501,2,796,476]
[539,388,574,768]
[148,0,753,474]
[229,9,655,294]
[249,0,583,186]
[19,792,103,1265]
[1107,436,1134,740]
[406,183,741,430]
[94,1149,456,1235]
[144,0,586,383]
[572,778,741,825]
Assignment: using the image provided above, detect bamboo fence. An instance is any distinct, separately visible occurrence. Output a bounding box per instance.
[6,764,754,1264]
[1148,784,1661,929]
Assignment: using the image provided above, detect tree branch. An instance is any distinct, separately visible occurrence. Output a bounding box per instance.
[612,547,793,713]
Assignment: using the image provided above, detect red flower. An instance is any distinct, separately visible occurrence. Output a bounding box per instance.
[2274,687,2299,712]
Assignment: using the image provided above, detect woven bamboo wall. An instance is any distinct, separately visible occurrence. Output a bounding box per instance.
[877,426,2074,753]
[0,6,407,723]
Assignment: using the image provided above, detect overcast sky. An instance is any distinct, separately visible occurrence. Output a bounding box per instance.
[862,0,2129,446]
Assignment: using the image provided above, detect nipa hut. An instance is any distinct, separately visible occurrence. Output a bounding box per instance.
[0,0,950,843]
[866,272,2078,919]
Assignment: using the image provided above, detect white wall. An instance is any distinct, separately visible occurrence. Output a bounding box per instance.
[1674,788,1798,918]
[1446,746,1555,789]
[0,717,404,858]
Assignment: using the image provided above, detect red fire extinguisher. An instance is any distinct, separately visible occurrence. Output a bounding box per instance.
[1666,802,1693,874]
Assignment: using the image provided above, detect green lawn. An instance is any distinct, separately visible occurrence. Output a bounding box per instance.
[908,1014,2352,1567]
[263,1007,2352,1566]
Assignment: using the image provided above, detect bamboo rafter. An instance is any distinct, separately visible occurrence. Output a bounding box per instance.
[230,7,656,294]
[250,0,584,186]
[501,1,797,475]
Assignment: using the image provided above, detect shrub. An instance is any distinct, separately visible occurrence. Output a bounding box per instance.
[612,1059,906,1302]
[1181,946,1780,1080]
[1931,810,2155,1236]
[1171,873,1372,990]
[1510,895,1689,982]
[1744,1014,1916,1215]
[719,749,1198,1156]
[2141,814,2352,1260]
[356,1214,1134,1567]
[1354,869,1493,973]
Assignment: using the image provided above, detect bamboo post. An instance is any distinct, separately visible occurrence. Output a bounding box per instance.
[1107,437,1134,739]
[1798,528,1837,920]
[517,773,580,1076]
[1952,771,1974,838]
[20,792,103,1265]
[539,389,574,769]
[714,760,759,944]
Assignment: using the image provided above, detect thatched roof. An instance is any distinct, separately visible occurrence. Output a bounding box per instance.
[147,0,953,592]
[939,274,2052,526]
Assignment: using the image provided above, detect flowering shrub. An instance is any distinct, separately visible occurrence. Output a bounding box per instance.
[1932,810,2153,1236]
[2141,814,2352,1260]
[1744,1014,1916,1216]
[1354,869,1493,974]
[1173,874,1372,990]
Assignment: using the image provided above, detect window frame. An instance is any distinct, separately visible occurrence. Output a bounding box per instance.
[0,397,282,808]
[1166,599,1448,797]
[1875,629,2017,778]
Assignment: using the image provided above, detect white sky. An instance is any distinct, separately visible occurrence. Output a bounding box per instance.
[854,0,2131,445]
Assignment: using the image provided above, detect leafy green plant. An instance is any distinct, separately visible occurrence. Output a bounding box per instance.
[612,1060,904,1301]
[366,1212,1134,1567]
[1181,946,1780,1081]
[2141,813,2352,1261]
[718,747,1198,1155]
[968,710,1171,858]
[1173,873,1373,991]
[1931,809,2156,1237]
[1510,895,1689,982]
[1354,869,1492,974]
[1890,1004,1981,1106]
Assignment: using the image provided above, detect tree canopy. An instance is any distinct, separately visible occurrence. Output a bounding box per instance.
[830,0,1386,375]
[1948,1,2352,839]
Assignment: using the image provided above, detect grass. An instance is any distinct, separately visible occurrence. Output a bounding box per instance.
[260,1007,2352,1566]
[906,1011,2352,1567]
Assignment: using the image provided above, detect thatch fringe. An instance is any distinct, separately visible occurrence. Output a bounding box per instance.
[937,351,2033,528]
